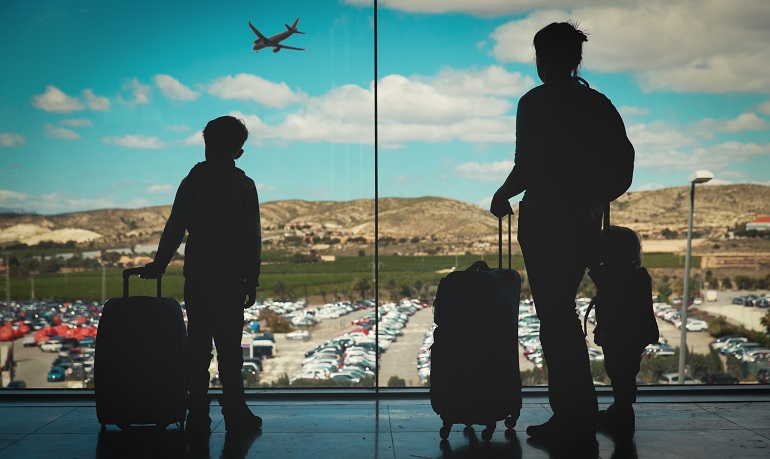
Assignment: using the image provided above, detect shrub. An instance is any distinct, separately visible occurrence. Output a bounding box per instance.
[387,376,406,387]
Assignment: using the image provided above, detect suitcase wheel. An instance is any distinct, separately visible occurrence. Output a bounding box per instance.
[504,416,517,429]
[481,425,495,442]
[100,423,107,433]
[439,425,451,440]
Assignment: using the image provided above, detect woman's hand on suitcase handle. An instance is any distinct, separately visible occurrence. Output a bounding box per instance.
[490,192,513,219]
[141,262,164,279]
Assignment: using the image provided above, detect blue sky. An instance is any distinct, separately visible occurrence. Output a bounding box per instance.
[1,0,769,214]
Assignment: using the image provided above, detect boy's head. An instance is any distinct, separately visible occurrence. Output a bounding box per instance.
[203,116,249,161]
[601,225,642,269]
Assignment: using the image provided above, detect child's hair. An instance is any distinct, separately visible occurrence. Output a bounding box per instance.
[601,225,642,268]
[203,116,249,159]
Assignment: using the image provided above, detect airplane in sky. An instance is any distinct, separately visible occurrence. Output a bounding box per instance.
[249,18,305,53]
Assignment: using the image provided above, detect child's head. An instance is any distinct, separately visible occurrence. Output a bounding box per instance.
[601,225,642,269]
[203,116,249,160]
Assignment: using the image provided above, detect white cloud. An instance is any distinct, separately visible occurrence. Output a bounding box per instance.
[228,66,524,147]
[344,0,580,16]
[60,119,93,127]
[454,159,514,181]
[183,131,204,146]
[154,74,200,101]
[120,78,151,105]
[759,101,770,115]
[0,133,26,147]
[255,183,276,193]
[103,134,165,149]
[626,122,693,153]
[489,0,770,93]
[208,74,305,108]
[32,86,84,113]
[636,141,770,173]
[618,106,650,117]
[83,89,110,111]
[146,184,174,194]
[692,112,768,138]
[0,189,116,214]
[45,123,80,140]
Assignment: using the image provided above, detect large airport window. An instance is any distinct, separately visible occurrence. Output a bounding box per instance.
[1,1,769,392]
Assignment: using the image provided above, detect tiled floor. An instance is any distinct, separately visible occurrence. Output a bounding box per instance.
[0,389,769,458]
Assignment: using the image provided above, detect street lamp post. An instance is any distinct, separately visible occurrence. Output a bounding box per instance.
[678,170,714,384]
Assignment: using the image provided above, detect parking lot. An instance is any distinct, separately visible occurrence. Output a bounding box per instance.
[7,288,769,389]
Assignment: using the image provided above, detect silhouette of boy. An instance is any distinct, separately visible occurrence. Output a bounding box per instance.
[589,225,659,436]
[144,115,262,433]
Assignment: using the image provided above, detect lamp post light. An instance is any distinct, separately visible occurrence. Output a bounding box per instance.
[678,170,714,384]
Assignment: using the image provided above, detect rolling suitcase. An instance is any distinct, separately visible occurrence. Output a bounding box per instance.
[430,215,522,442]
[95,268,187,431]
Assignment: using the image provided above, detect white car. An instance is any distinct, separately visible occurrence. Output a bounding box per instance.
[685,319,709,332]
[286,330,311,341]
[675,318,708,332]
[39,340,62,353]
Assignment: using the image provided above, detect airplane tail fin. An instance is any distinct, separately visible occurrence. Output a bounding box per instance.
[286,18,305,34]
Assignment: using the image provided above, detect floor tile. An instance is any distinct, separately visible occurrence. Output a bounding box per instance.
[697,402,770,430]
[0,407,75,434]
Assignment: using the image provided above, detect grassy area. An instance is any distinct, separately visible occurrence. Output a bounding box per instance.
[1,252,698,303]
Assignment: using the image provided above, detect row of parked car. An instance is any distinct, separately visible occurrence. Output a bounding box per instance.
[289,299,425,385]
[652,303,709,332]
[710,335,770,364]
[732,293,770,308]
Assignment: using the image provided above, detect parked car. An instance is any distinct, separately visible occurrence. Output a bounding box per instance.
[657,373,701,384]
[47,366,66,382]
[710,335,745,351]
[22,336,37,347]
[757,369,768,384]
[39,340,62,353]
[286,330,311,341]
[684,319,709,332]
[703,373,739,384]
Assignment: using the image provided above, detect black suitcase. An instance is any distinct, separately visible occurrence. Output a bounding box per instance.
[95,268,187,431]
[430,215,522,442]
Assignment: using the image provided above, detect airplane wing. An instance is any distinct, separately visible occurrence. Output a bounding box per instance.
[248,20,270,42]
[275,44,305,51]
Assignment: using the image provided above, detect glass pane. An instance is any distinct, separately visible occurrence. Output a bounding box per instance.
[374,3,770,391]
[0,1,376,389]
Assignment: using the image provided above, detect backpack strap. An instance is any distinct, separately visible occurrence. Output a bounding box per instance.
[584,296,597,337]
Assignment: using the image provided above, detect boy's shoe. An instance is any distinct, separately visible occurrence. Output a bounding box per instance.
[222,406,263,433]
[597,404,635,436]
[185,413,212,433]
[526,414,596,443]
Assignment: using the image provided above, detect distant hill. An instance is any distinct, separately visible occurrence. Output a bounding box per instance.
[0,184,768,249]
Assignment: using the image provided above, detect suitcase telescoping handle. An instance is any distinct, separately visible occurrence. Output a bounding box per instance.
[122,267,161,298]
[498,213,512,271]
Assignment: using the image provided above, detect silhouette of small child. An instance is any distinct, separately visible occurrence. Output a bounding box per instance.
[144,115,263,433]
[588,225,659,436]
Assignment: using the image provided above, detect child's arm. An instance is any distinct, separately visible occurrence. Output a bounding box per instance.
[147,178,189,276]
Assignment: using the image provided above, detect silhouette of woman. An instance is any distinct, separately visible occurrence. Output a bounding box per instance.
[490,21,633,444]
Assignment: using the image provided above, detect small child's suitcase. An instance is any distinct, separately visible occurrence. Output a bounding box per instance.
[430,215,522,442]
[95,268,187,431]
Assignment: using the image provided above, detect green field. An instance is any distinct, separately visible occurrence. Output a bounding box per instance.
[0,252,697,303]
